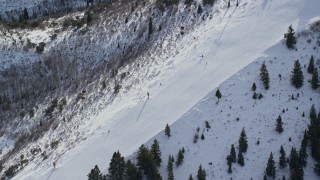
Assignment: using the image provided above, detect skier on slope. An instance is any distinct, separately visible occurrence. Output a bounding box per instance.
[147,92,150,99]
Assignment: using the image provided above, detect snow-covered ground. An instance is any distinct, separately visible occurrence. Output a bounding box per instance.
[11,0,320,179]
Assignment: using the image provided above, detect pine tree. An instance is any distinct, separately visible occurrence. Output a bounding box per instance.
[215,89,222,101]
[237,151,244,166]
[284,25,297,49]
[265,152,276,178]
[176,149,184,167]
[291,60,304,88]
[167,155,174,180]
[165,124,171,138]
[251,82,257,91]
[279,145,287,169]
[126,160,141,180]
[308,105,319,160]
[311,67,319,89]
[197,164,206,180]
[108,151,126,179]
[23,8,29,21]
[238,128,248,153]
[151,139,162,167]
[299,137,308,167]
[189,174,194,180]
[227,155,232,174]
[308,55,315,74]
[88,165,103,180]
[229,144,236,163]
[260,62,270,90]
[276,115,284,133]
[197,5,203,14]
[289,147,304,180]
[148,17,153,37]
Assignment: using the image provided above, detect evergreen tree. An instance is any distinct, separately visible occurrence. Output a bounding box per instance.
[299,131,308,167]
[203,0,215,6]
[167,155,174,180]
[311,67,319,89]
[276,115,284,133]
[148,17,153,36]
[189,174,194,180]
[229,144,236,163]
[136,145,161,179]
[165,124,171,138]
[289,147,304,180]
[308,105,319,160]
[108,151,126,179]
[279,145,287,169]
[308,55,315,74]
[176,149,184,167]
[23,8,29,20]
[238,128,248,153]
[265,152,276,178]
[227,155,232,174]
[126,160,141,180]
[260,62,270,90]
[284,25,297,49]
[88,165,103,180]
[197,164,206,180]
[215,89,222,101]
[151,139,162,167]
[291,60,304,88]
[197,5,203,14]
[237,151,244,166]
[251,82,257,91]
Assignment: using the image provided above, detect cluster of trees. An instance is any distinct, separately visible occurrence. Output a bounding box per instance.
[226,128,247,173]
[308,105,320,175]
[264,104,320,179]
[88,137,207,180]
[308,56,319,89]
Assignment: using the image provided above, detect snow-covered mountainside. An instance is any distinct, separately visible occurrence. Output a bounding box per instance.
[0,0,320,179]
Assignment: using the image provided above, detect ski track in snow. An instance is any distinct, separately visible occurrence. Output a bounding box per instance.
[12,0,320,179]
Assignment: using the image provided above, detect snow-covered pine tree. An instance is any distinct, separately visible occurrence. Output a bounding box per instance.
[291,60,304,88]
[165,124,171,138]
[251,82,257,91]
[260,62,270,90]
[289,147,304,180]
[276,115,284,133]
[265,152,276,178]
[197,164,206,180]
[126,160,141,180]
[88,165,103,180]
[215,89,222,101]
[229,144,237,163]
[238,128,248,153]
[108,151,126,179]
[284,25,297,49]
[237,151,244,166]
[151,139,162,167]
[279,145,287,169]
[176,149,184,167]
[167,155,174,180]
[311,67,319,89]
[308,55,315,74]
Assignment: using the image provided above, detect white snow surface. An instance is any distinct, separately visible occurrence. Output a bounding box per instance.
[13,0,320,179]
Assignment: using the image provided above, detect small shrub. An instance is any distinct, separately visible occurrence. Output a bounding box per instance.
[50,140,59,149]
[193,133,199,143]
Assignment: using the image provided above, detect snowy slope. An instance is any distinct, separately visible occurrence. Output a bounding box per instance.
[12,0,320,179]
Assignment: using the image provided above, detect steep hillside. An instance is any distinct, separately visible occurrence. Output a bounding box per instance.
[8,0,320,179]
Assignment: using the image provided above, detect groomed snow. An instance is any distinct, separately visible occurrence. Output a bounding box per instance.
[13,0,320,179]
